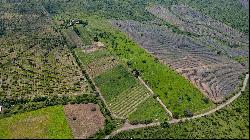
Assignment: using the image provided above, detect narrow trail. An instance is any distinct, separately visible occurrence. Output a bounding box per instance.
[156,97,173,117]
[105,74,249,139]
[138,76,173,117]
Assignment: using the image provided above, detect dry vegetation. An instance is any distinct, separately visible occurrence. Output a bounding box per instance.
[0,2,91,103]
[147,5,249,46]
[239,0,249,9]
[87,56,119,78]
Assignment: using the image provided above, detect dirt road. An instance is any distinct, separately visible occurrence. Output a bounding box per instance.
[105,74,249,139]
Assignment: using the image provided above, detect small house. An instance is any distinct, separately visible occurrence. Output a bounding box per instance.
[0,106,2,112]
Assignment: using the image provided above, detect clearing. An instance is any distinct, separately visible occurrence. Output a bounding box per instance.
[64,103,105,139]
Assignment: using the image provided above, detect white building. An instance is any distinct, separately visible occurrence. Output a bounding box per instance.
[0,106,2,112]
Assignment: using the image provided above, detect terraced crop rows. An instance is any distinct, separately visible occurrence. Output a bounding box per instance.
[107,85,151,118]
[75,45,156,119]
[111,19,248,102]
[179,63,244,101]
[147,5,249,46]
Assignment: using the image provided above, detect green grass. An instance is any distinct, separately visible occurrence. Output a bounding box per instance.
[76,17,214,117]
[94,65,138,101]
[107,85,150,118]
[111,82,249,139]
[74,38,169,120]
[74,48,110,65]
[75,25,94,45]
[128,97,169,123]
[0,106,72,139]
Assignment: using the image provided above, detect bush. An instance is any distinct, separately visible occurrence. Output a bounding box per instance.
[94,36,99,42]
[32,96,48,102]
[160,121,170,128]
[127,60,133,66]
[91,107,96,111]
[130,119,153,125]
[173,112,180,119]
[153,94,158,99]
[104,119,116,134]
[132,69,140,78]
[184,108,193,117]
[202,98,209,104]
[130,120,140,125]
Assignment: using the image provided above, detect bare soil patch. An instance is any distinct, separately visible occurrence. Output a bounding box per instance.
[87,56,119,78]
[64,103,105,139]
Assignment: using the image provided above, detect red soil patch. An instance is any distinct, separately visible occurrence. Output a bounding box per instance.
[64,103,105,139]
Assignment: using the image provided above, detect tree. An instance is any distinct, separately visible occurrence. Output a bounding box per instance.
[127,60,133,67]
[132,69,140,78]
[79,20,88,27]
[184,108,193,117]
[94,36,99,42]
[160,121,170,128]
[173,112,180,119]
[202,97,209,104]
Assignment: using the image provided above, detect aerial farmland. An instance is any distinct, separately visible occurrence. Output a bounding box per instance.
[0,0,249,139]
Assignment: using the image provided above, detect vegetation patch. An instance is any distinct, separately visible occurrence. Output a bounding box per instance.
[128,97,169,124]
[0,2,92,103]
[87,56,119,78]
[111,82,249,139]
[76,18,214,117]
[0,105,72,139]
[74,48,110,65]
[94,65,138,102]
[74,43,169,120]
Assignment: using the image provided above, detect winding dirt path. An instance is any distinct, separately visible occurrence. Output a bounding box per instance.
[105,74,249,139]
[138,76,173,117]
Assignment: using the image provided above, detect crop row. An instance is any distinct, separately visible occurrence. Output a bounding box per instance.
[147,5,248,46]
[180,63,245,102]
[108,85,150,118]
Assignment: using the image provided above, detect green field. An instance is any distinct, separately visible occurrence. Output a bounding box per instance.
[94,65,138,101]
[72,17,214,117]
[74,48,110,65]
[74,44,169,121]
[111,82,249,139]
[0,106,72,139]
[128,97,169,123]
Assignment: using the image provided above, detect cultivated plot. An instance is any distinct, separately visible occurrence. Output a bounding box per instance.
[111,18,248,102]
[74,42,168,121]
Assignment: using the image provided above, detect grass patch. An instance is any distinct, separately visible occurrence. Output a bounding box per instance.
[128,97,169,123]
[0,105,72,139]
[74,48,110,65]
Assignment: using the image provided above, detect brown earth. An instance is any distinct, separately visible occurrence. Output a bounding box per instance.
[64,103,105,139]
[87,56,119,78]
